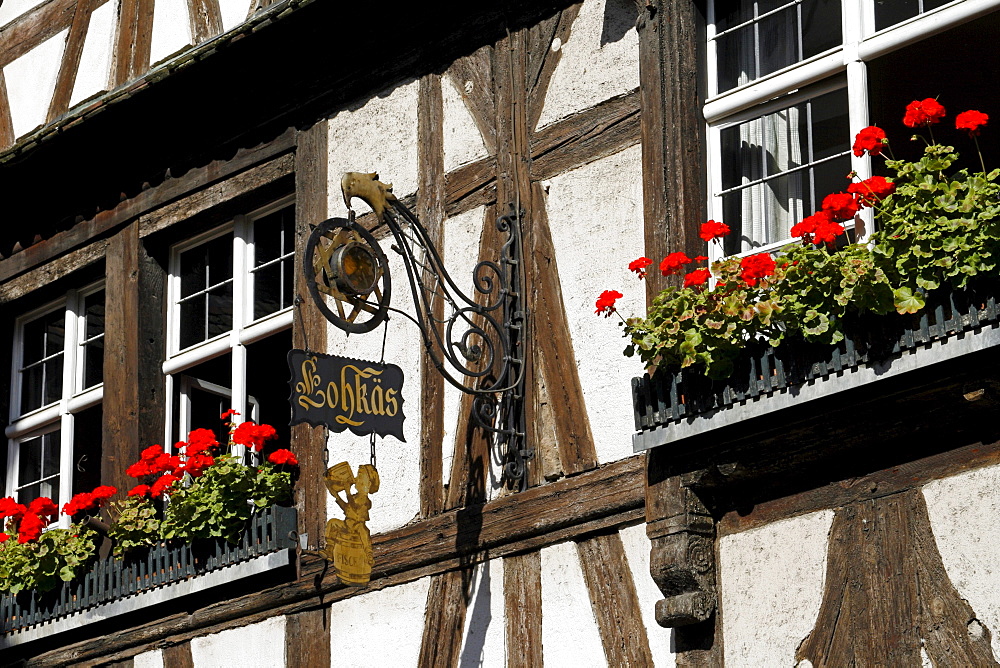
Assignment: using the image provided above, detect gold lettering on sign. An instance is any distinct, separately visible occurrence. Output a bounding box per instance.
[296,357,327,408]
[294,357,394,428]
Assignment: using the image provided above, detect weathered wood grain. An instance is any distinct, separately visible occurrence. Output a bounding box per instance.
[418,569,471,667]
[577,532,654,666]
[636,0,705,304]
[530,89,641,181]
[160,642,194,668]
[285,608,331,668]
[112,0,137,85]
[0,131,293,283]
[796,490,996,666]
[292,122,329,553]
[102,223,140,499]
[417,73,446,518]
[188,0,222,44]
[0,71,14,149]
[0,238,108,303]
[525,3,581,132]
[445,45,497,154]
[525,181,598,475]
[0,0,107,69]
[444,156,496,217]
[47,0,93,122]
[504,550,543,668]
[25,456,644,666]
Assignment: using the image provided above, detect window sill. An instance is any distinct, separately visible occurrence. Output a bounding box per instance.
[632,281,1000,452]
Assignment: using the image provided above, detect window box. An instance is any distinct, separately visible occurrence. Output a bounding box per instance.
[0,504,297,646]
[632,278,1000,452]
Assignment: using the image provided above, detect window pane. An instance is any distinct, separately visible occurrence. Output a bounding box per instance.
[84,290,105,341]
[874,0,919,31]
[812,155,853,209]
[44,315,65,358]
[42,432,60,478]
[207,284,233,339]
[254,264,282,321]
[84,338,104,390]
[180,293,207,349]
[180,233,233,298]
[44,355,64,406]
[18,436,41,487]
[802,0,840,58]
[20,364,43,414]
[252,206,295,321]
[811,90,850,160]
[757,7,800,79]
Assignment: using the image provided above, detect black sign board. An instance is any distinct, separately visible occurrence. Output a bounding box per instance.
[288,349,406,442]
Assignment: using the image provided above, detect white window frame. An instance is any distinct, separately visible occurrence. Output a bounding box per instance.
[5,282,105,524]
[163,197,294,453]
[704,0,1000,262]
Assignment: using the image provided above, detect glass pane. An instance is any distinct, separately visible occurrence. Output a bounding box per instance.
[44,356,63,406]
[812,155,854,210]
[874,0,918,31]
[84,290,105,341]
[254,211,284,266]
[714,0,753,33]
[207,284,233,339]
[254,264,281,321]
[721,122,764,191]
[716,28,756,92]
[17,483,41,505]
[282,258,293,311]
[72,405,103,494]
[42,432,60,478]
[180,294,206,349]
[20,364,43,414]
[44,314,65,358]
[811,90,850,160]
[22,318,45,365]
[802,0,841,58]
[758,7,800,79]
[180,246,207,298]
[180,232,233,298]
[18,436,41,486]
[762,105,807,176]
[84,338,104,389]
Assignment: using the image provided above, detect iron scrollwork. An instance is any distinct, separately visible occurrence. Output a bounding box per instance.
[303,172,531,484]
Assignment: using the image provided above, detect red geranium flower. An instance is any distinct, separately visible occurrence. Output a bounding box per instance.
[812,220,847,245]
[0,533,9,543]
[699,220,731,243]
[128,484,151,498]
[791,210,832,239]
[17,512,47,544]
[852,126,887,157]
[150,473,182,498]
[821,192,860,221]
[268,449,299,466]
[847,176,896,207]
[232,422,279,452]
[683,269,712,288]
[903,98,946,128]
[62,492,97,517]
[628,257,653,279]
[739,253,776,287]
[185,428,219,456]
[595,290,623,317]
[220,409,240,420]
[694,255,709,262]
[27,497,58,518]
[956,110,989,135]
[659,252,694,277]
[0,498,27,521]
[182,453,215,478]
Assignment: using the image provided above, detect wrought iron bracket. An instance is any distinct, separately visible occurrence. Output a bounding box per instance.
[303,172,531,483]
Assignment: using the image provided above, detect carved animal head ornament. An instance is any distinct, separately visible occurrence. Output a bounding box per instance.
[341,171,397,222]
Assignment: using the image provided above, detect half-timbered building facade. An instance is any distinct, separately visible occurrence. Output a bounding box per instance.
[2,0,1000,665]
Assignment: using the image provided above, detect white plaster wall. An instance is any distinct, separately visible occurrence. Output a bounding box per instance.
[218,0,251,33]
[544,145,645,464]
[0,0,42,28]
[189,615,286,667]
[133,649,165,668]
[442,75,490,173]
[149,0,191,67]
[536,0,639,130]
[328,576,430,667]
[70,0,116,107]
[459,559,506,667]
[324,238,421,535]
[924,463,1000,659]
[719,510,834,667]
[327,80,420,217]
[541,540,608,666]
[619,523,676,667]
[5,29,66,138]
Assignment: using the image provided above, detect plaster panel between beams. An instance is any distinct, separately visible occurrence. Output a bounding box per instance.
[719,510,834,667]
[328,575,431,667]
[923,463,1000,659]
[442,74,490,173]
[0,0,43,29]
[441,205,487,493]
[218,0,251,33]
[541,540,608,667]
[458,558,506,667]
[543,145,644,465]
[327,80,419,216]
[619,524,677,668]
[5,29,66,139]
[149,0,191,67]
[536,0,639,130]
[189,615,287,667]
[324,240,421,536]
[132,649,164,668]
[70,0,116,108]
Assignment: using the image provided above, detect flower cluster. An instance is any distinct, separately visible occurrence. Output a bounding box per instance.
[232,421,279,452]
[63,485,117,518]
[903,98,946,128]
[595,290,623,317]
[0,497,59,544]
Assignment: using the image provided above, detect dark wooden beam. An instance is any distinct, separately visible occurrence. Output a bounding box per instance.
[285,608,331,668]
[576,532,654,666]
[0,0,108,69]
[504,550,543,668]
[0,71,14,149]
[47,0,93,122]
[444,156,496,217]
[445,45,497,155]
[161,642,194,668]
[102,222,141,496]
[292,121,329,554]
[418,569,471,667]
[26,455,644,666]
[417,73,445,518]
[188,0,223,44]
[635,0,706,303]
[525,3,581,132]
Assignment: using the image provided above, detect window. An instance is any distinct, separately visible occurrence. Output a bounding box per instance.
[5,285,105,516]
[705,0,1000,258]
[164,199,295,454]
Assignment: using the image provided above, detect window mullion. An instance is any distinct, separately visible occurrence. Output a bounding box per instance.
[231,216,250,458]
[57,294,79,517]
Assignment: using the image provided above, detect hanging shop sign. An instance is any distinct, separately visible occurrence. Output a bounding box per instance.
[287,349,405,442]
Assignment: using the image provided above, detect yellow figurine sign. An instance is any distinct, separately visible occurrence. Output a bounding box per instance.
[321,462,379,585]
